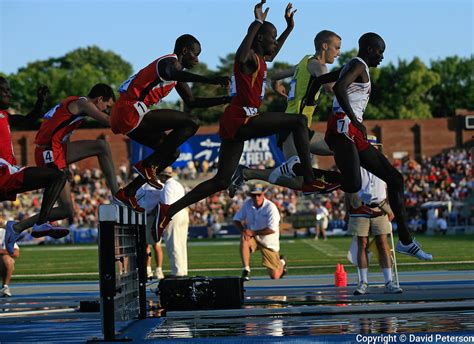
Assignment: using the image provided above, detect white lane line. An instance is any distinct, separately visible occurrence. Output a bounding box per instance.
[0,308,76,317]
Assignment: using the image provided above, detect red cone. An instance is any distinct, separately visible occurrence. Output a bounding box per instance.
[334,263,347,287]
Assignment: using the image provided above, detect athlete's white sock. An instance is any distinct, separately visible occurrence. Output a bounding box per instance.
[358,268,368,284]
[382,268,392,284]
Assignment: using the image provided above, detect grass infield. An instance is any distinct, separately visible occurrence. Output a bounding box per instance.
[12,234,474,282]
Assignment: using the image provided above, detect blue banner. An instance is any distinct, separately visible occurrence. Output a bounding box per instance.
[130,134,285,168]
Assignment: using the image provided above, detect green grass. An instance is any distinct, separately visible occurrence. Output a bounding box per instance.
[13,234,474,282]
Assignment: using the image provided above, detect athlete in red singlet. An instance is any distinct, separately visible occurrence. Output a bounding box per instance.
[151,1,324,242]
[0,77,69,254]
[17,84,118,231]
[112,34,231,212]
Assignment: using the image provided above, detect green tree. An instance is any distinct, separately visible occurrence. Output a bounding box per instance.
[368,58,440,119]
[429,55,474,117]
[7,46,133,114]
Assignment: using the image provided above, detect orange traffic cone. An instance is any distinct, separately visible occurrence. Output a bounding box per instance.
[334,263,347,287]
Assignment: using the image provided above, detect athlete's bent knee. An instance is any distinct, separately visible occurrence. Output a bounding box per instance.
[171,149,180,161]
[96,139,111,153]
[186,115,200,132]
[293,114,308,128]
[213,177,231,192]
[343,180,362,193]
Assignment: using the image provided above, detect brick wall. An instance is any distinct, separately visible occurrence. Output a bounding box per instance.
[11,117,473,172]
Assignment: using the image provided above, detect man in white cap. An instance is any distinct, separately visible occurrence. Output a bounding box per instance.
[156,167,189,277]
[138,166,189,278]
[233,183,287,281]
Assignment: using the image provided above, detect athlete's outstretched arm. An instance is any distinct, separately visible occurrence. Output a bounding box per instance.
[235,1,269,67]
[159,58,229,87]
[269,66,295,98]
[9,85,49,128]
[266,3,296,62]
[175,82,232,108]
[303,69,341,108]
[75,98,110,126]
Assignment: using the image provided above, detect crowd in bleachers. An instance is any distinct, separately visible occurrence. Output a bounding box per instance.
[0,149,471,231]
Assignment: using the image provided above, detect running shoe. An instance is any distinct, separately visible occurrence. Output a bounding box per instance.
[114,188,145,213]
[395,240,433,261]
[302,176,341,195]
[152,203,171,242]
[0,285,12,297]
[156,269,165,280]
[133,160,163,190]
[4,221,19,255]
[147,267,153,280]
[384,281,403,294]
[241,269,251,282]
[228,164,247,198]
[353,282,369,295]
[31,222,70,239]
[349,205,384,218]
[268,155,300,183]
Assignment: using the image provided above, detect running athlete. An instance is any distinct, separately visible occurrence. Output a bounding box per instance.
[0,77,68,254]
[112,34,231,212]
[228,30,343,197]
[303,33,432,260]
[152,1,325,241]
[15,84,118,230]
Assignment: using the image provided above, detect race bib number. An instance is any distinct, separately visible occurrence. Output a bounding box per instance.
[133,101,148,117]
[43,150,54,164]
[336,117,350,134]
[243,107,259,117]
[229,75,237,97]
[287,79,296,100]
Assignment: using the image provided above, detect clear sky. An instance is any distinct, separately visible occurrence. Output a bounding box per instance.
[1,0,472,75]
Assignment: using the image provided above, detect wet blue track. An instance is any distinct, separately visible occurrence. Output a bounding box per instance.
[0,271,473,343]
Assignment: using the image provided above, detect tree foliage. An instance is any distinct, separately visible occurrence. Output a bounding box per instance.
[6,46,132,113]
[429,55,474,117]
[4,45,471,125]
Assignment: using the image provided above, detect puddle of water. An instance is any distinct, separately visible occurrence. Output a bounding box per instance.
[147,311,474,339]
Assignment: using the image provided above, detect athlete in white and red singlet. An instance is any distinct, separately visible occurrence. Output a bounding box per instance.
[0,77,69,254]
[304,33,432,261]
[151,1,326,242]
[111,34,231,212]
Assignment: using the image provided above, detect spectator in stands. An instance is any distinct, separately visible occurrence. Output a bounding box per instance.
[437,216,448,235]
[314,201,329,240]
[0,219,19,297]
[234,184,287,281]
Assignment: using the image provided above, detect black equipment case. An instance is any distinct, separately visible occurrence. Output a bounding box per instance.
[158,276,244,311]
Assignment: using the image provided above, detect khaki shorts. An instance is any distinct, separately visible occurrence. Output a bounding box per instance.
[248,237,282,271]
[348,210,392,237]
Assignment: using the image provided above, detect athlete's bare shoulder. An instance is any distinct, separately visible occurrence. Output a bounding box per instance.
[307,58,328,77]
